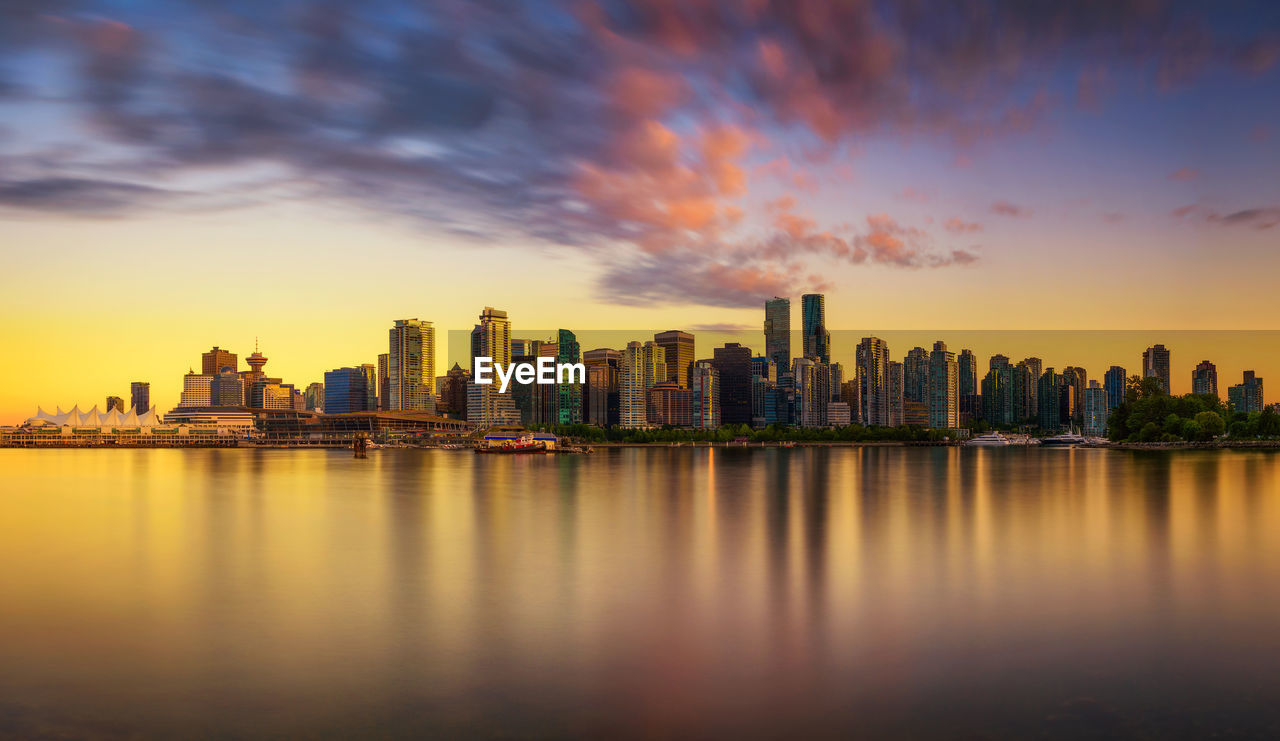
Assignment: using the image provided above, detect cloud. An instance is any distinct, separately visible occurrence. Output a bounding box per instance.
[0,0,1273,306]
[1169,168,1199,181]
[0,176,175,214]
[990,200,1030,218]
[690,323,754,332]
[944,217,983,234]
[1172,204,1280,230]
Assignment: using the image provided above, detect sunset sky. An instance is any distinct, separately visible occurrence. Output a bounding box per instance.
[2,1,1279,421]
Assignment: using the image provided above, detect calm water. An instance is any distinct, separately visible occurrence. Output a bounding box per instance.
[3,447,1280,739]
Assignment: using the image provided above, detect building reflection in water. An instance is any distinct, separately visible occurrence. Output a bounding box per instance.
[2,448,1280,737]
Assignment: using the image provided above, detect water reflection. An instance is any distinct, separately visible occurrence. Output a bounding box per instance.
[1,447,1280,738]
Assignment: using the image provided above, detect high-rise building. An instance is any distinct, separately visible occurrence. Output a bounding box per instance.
[958,349,978,399]
[1192,360,1218,397]
[389,318,435,412]
[827,402,852,426]
[840,380,860,425]
[904,347,930,405]
[201,346,237,376]
[303,382,324,411]
[105,396,124,413]
[360,363,377,412]
[690,360,721,429]
[1142,344,1171,395]
[750,356,775,427]
[179,371,212,407]
[324,367,369,414]
[1018,357,1043,422]
[982,355,1015,426]
[1061,367,1087,423]
[584,348,621,427]
[928,341,958,430]
[654,330,695,388]
[556,329,583,425]
[1104,366,1127,413]
[210,368,244,405]
[801,293,830,363]
[828,362,843,402]
[130,381,150,413]
[794,357,830,428]
[510,338,538,358]
[377,353,389,410]
[857,337,890,426]
[467,308,519,426]
[887,360,904,426]
[620,342,648,429]
[439,363,470,419]
[1228,371,1264,414]
[764,297,791,377]
[712,343,753,425]
[1038,369,1063,431]
[647,382,691,427]
[1083,380,1109,437]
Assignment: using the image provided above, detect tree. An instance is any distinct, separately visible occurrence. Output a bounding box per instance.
[1194,411,1225,439]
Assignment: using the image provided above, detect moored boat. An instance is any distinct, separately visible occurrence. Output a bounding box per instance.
[966,432,1010,447]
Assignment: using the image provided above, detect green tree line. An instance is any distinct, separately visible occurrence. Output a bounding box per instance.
[1107,375,1280,442]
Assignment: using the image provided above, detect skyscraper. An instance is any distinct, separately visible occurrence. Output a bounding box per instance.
[389,318,435,412]
[647,382,691,427]
[556,329,583,425]
[439,363,470,419]
[584,348,621,427]
[105,396,124,413]
[129,381,149,412]
[1019,357,1043,422]
[1142,344,1171,394]
[210,368,244,405]
[1228,371,1264,414]
[887,360,904,426]
[324,367,369,414]
[904,347,930,405]
[690,360,721,429]
[377,353,389,410]
[928,341,958,430]
[793,357,831,428]
[1082,381,1109,437]
[179,370,212,407]
[201,346,237,376]
[764,297,791,376]
[857,336,890,426]
[982,355,1015,426]
[467,307,518,426]
[303,382,324,411]
[1038,368,1063,431]
[1061,367,1087,423]
[1104,365,1127,412]
[654,330,695,388]
[620,341,648,428]
[712,343,753,425]
[360,363,377,412]
[1192,360,1218,397]
[958,349,977,398]
[801,293,830,363]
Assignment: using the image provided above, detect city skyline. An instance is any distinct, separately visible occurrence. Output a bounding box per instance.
[3,2,1280,423]
[6,298,1277,424]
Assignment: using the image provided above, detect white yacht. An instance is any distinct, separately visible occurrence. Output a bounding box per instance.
[1041,427,1088,447]
[966,432,1010,447]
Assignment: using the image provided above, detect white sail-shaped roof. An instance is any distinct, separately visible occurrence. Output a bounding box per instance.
[25,404,170,427]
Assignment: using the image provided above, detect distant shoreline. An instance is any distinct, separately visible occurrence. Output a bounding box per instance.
[7,440,1280,451]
